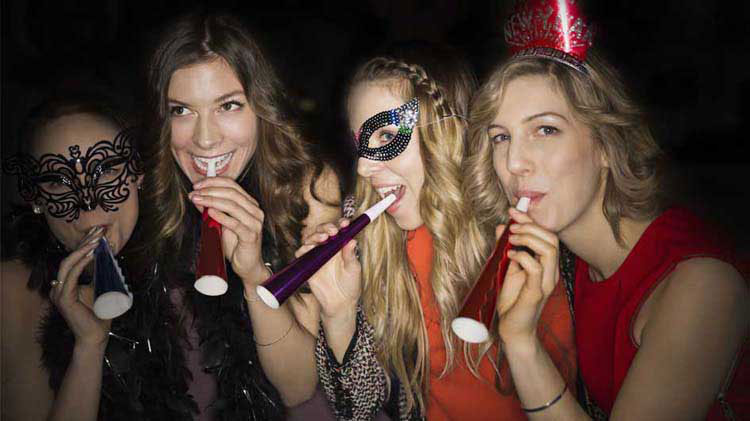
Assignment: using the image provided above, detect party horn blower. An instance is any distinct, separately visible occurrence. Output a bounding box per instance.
[93,236,133,319]
[194,160,229,296]
[451,197,530,343]
[257,193,397,309]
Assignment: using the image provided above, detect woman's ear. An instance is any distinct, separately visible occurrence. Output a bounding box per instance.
[597,143,610,169]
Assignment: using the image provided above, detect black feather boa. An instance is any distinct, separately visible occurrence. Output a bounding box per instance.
[38,229,285,420]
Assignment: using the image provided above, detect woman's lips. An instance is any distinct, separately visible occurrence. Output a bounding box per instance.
[191,152,233,176]
[386,186,406,213]
[515,191,546,208]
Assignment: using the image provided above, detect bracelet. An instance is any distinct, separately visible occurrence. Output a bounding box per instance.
[244,288,261,302]
[243,262,274,302]
[521,383,568,413]
[254,318,295,347]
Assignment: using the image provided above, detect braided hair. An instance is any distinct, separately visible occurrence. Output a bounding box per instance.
[348,50,485,415]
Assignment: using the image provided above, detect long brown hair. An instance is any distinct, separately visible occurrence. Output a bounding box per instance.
[350,53,485,413]
[140,13,328,267]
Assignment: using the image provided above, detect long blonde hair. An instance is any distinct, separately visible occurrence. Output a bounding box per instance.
[351,55,485,413]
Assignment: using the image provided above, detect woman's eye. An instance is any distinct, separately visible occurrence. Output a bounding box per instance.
[538,126,559,136]
[220,101,243,112]
[491,133,511,143]
[38,176,69,192]
[98,167,120,181]
[170,105,189,116]
[380,132,395,144]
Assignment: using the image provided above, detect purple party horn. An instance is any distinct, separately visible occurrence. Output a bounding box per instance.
[256,193,397,309]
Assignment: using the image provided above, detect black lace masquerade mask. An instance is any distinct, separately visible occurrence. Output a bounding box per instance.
[3,128,144,221]
[354,97,419,161]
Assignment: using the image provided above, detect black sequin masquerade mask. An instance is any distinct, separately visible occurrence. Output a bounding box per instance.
[354,97,419,161]
[3,128,143,221]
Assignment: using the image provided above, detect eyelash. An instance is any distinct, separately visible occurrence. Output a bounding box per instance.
[170,105,189,116]
[169,101,244,116]
[538,126,559,136]
[220,100,244,111]
[491,133,510,143]
[380,131,395,143]
[490,126,560,143]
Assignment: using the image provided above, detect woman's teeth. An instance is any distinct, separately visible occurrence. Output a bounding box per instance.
[193,152,233,172]
[376,185,402,198]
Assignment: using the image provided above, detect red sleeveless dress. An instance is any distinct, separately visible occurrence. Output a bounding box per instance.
[574,208,749,419]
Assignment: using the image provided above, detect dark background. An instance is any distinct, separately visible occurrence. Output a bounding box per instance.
[2,0,749,252]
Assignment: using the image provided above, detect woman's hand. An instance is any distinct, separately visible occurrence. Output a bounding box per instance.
[49,226,111,350]
[300,218,362,321]
[496,208,560,347]
[190,177,268,286]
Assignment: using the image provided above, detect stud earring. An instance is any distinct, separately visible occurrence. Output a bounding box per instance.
[32,204,43,214]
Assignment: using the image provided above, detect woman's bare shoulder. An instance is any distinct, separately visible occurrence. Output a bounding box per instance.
[2,259,34,301]
[1,259,46,335]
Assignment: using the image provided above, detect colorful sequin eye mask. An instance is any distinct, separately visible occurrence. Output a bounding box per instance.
[3,128,144,221]
[354,97,419,161]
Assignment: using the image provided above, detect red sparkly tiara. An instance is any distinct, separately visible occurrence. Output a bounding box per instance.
[504,0,594,73]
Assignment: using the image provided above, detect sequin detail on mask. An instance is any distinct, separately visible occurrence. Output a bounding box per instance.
[355,98,419,161]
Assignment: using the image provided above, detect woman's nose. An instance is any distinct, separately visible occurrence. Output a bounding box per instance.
[356,157,383,178]
[506,138,534,176]
[193,114,221,150]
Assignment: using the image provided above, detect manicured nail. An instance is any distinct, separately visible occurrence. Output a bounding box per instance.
[86,248,95,257]
[192,195,203,202]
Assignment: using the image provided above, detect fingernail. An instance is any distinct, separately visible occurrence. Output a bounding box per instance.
[90,236,102,245]
[507,250,516,256]
[86,248,95,257]
[192,195,203,202]
[509,235,518,241]
[510,224,519,232]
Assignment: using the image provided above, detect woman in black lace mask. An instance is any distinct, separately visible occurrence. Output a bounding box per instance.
[1,92,143,420]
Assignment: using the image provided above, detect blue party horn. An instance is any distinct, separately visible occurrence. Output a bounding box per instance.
[93,237,133,319]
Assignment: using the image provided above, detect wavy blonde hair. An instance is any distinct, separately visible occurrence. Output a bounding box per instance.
[465,52,664,247]
[350,55,486,413]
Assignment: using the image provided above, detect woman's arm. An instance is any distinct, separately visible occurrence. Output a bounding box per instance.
[46,229,111,421]
[610,257,748,420]
[498,209,750,420]
[246,166,342,406]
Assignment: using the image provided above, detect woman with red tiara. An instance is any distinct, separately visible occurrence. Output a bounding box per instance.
[300,43,577,420]
[465,0,749,419]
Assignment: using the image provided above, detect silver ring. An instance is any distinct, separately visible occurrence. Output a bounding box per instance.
[50,279,63,287]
